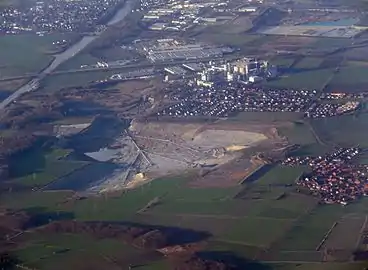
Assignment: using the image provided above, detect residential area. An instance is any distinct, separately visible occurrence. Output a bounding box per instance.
[283,148,368,205]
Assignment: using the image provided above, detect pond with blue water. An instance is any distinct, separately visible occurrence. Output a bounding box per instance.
[0,91,12,101]
[302,18,359,27]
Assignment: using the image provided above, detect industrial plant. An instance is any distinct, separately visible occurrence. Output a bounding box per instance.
[196,57,278,86]
[136,38,235,63]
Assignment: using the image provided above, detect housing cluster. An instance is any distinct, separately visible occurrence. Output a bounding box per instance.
[282,148,368,205]
[140,0,260,31]
[158,84,317,117]
[0,0,120,34]
[305,101,360,118]
[320,92,368,100]
[155,57,361,119]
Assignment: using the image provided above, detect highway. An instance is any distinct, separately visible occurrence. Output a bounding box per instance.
[0,0,135,111]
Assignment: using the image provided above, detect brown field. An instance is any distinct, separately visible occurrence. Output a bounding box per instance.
[188,156,256,188]
[261,36,316,51]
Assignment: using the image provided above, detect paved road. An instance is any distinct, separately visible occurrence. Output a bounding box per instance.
[0,0,135,111]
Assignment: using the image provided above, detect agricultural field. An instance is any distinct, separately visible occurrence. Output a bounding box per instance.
[56,46,141,71]
[278,122,317,146]
[326,64,368,93]
[262,68,334,90]
[269,55,297,70]
[55,53,99,71]
[278,121,333,156]
[229,111,303,123]
[344,46,368,61]
[0,34,79,78]
[311,112,368,147]
[196,31,263,49]
[93,46,141,62]
[261,36,316,53]
[293,57,324,70]
[40,69,115,91]
[277,206,342,251]
[14,232,160,270]
[323,217,365,254]
[308,38,352,50]
[1,156,368,268]
[7,145,89,188]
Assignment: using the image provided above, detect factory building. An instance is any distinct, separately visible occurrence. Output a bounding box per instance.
[150,23,166,30]
[164,66,187,76]
[194,57,278,85]
[182,63,203,72]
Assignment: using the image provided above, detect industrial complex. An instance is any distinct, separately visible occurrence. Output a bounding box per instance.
[137,39,235,63]
[259,25,365,38]
[194,57,277,86]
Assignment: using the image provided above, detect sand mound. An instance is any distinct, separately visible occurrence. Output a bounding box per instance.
[189,129,266,150]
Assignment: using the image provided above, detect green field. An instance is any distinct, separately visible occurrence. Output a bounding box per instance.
[2,160,368,268]
[263,68,334,90]
[56,53,99,71]
[52,116,94,125]
[327,64,368,92]
[293,57,324,70]
[56,46,141,71]
[0,34,78,77]
[272,262,368,270]
[40,67,140,91]
[269,56,297,69]
[311,112,368,147]
[2,121,368,269]
[41,70,112,91]
[15,232,155,270]
[0,190,73,211]
[278,122,317,145]
[8,146,89,188]
[220,218,292,247]
[194,27,263,46]
[278,121,333,156]
[252,165,305,186]
[309,38,352,50]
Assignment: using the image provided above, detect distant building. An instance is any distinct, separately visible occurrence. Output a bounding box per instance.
[150,23,166,30]
[182,63,203,72]
[200,17,217,23]
[196,80,213,87]
[143,15,160,20]
[238,7,257,12]
[267,65,278,78]
[249,76,263,83]
[164,66,187,76]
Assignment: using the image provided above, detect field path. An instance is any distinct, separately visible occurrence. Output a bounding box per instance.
[305,121,327,146]
[353,214,368,251]
[138,212,294,221]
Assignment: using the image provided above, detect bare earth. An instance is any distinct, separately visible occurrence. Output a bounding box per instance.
[89,120,279,192]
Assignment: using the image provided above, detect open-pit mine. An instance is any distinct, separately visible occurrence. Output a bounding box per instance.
[84,119,283,192]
